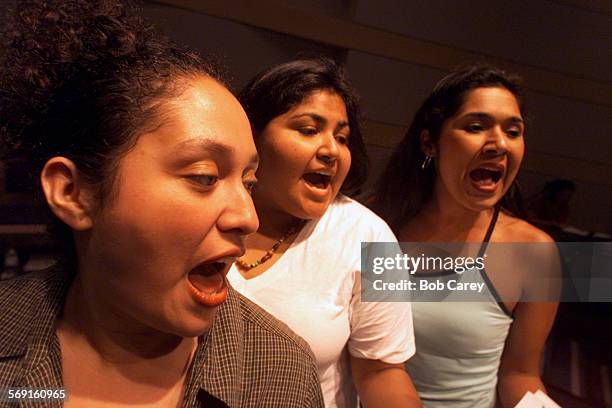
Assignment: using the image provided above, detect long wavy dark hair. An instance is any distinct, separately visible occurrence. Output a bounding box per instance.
[370,64,527,235]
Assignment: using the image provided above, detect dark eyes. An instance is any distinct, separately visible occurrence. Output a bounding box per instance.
[465,123,485,133]
[465,123,523,138]
[335,135,349,145]
[188,174,218,187]
[298,127,317,136]
[244,179,258,194]
[188,174,257,194]
[297,127,349,144]
[506,128,523,138]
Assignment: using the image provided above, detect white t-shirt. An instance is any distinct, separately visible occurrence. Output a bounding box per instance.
[228,196,415,407]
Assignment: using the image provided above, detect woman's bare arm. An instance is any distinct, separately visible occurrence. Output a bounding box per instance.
[351,356,422,407]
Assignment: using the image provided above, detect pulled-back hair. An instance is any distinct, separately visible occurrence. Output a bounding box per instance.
[371,64,526,235]
[0,0,224,263]
[238,57,368,196]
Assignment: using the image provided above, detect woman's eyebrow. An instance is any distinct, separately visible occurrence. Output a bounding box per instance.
[291,113,350,129]
[291,112,325,123]
[335,122,350,134]
[173,137,235,156]
[172,138,259,167]
[461,112,493,121]
[507,117,525,125]
[461,112,524,124]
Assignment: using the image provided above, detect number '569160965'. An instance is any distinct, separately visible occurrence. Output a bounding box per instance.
[3,388,67,401]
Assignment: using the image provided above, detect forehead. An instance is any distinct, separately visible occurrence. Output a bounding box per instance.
[149,75,255,152]
[458,87,521,117]
[289,90,347,117]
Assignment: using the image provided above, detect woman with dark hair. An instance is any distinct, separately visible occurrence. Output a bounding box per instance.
[227,58,420,407]
[0,1,324,406]
[370,65,559,407]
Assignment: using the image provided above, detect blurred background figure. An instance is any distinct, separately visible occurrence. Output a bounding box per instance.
[527,179,576,227]
[527,179,612,241]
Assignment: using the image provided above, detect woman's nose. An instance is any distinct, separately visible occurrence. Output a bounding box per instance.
[217,183,259,236]
[316,133,340,164]
[483,127,508,155]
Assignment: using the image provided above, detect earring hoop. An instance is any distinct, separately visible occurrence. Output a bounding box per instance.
[421,155,433,170]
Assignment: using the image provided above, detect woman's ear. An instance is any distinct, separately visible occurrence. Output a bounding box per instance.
[40,157,95,231]
[419,130,437,157]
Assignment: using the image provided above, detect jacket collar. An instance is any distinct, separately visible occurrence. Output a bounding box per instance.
[0,267,68,359]
[194,286,245,407]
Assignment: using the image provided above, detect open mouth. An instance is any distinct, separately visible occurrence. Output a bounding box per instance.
[469,167,503,190]
[302,172,332,189]
[187,259,233,307]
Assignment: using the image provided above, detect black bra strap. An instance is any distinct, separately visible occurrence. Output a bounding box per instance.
[477,207,500,258]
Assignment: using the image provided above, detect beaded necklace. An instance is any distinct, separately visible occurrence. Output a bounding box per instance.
[235,220,305,270]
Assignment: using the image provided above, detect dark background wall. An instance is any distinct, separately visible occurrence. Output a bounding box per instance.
[140,0,612,234]
[1,0,610,234]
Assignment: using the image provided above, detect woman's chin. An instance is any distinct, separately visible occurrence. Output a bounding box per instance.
[170,314,218,338]
[463,195,503,212]
[281,194,333,220]
[293,202,329,220]
[462,181,508,210]
[156,304,219,339]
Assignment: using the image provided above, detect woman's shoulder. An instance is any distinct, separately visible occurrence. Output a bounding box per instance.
[235,289,311,350]
[329,194,374,214]
[0,268,55,304]
[497,210,555,243]
[324,196,396,240]
[230,289,321,384]
[0,268,65,357]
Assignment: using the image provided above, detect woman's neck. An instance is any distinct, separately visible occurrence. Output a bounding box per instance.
[58,276,195,365]
[405,196,495,243]
[253,203,303,239]
[56,275,196,407]
[427,198,491,228]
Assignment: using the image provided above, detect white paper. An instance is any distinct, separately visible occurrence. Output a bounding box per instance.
[534,390,562,408]
[514,392,541,408]
[513,390,562,408]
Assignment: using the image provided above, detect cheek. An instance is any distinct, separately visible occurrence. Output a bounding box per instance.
[258,139,304,180]
[117,181,187,224]
[338,149,352,181]
[436,160,461,194]
[104,181,217,252]
[437,135,483,177]
[514,140,525,162]
[507,140,525,175]
[435,151,471,196]
[437,148,465,180]
[438,135,474,165]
